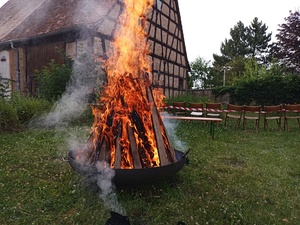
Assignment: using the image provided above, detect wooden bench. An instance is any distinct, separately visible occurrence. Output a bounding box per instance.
[161,115,222,139]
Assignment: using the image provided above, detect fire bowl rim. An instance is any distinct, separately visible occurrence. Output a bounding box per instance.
[67,149,188,186]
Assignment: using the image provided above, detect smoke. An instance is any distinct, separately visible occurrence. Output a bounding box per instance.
[73,160,125,216]
[162,113,188,151]
[74,0,111,21]
[95,162,126,215]
[30,48,103,128]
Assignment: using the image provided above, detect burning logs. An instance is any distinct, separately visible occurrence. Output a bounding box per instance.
[75,74,177,171]
[67,0,187,186]
[67,76,189,185]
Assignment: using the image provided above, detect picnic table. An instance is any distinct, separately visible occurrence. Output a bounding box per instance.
[161,115,222,139]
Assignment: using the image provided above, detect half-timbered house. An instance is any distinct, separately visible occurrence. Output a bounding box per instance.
[0,0,189,98]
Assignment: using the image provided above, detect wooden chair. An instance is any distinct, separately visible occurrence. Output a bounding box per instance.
[283,104,300,131]
[172,101,187,116]
[243,105,261,131]
[189,102,204,117]
[224,104,244,129]
[205,102,222,118]
[205,102,222,126]
[263,105,282,130]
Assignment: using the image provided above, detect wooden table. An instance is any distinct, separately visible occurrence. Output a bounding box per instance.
[161,116,222,139]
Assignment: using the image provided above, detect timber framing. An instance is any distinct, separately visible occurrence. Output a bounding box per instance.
[0,0,190,98]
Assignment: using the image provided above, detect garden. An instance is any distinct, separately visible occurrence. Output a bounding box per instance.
[1,103,299,224]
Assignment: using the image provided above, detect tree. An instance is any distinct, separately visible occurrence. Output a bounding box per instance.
[213,21,248,69]
[247,17,272,64]
[189,57,211,89]
[212,18,272,85]
[271,10,300,73]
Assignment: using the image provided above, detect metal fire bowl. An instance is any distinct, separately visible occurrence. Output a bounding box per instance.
[67,149,188,186]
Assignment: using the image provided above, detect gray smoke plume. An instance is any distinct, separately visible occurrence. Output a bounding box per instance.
[30,46,103,128]
[95,162,126,215]
[162,113,188,151]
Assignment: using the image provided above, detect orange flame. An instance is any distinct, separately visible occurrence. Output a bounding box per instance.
[86,0,170,169]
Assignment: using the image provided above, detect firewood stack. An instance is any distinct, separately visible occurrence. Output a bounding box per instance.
[76,73,176,170]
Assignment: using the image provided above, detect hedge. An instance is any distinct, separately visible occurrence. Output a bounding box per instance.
[213,74,300,106]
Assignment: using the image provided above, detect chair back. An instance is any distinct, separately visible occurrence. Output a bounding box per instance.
[244,105,261,113]
[264,105,282,113]
[283,104,300,130]
[189,102,204,111]
[227,104,244,112]
[172,101,186,115]
[172,101,186,108]
[206,102,221,110]
[284,104,300,112]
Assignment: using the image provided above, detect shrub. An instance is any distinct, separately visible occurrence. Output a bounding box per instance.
[213,74,300,105]
[10,93,52,125]
[0,98,18,130]
[0,75,10,98]
[35,58,72,102]
[166,93,208,105]
[0,93,52,131]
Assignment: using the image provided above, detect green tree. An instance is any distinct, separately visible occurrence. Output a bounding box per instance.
[213,21,248,69]
[212,21,249,86]
[212,17,272,86]
[247,17,272,64]
[271,10,300,73]
[189,57,211,89]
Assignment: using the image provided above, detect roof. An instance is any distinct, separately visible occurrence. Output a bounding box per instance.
[0,0,120,44]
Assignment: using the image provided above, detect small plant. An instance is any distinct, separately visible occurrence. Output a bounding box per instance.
[0,93,52,131]
[0,98,18,130]
[0,75,10,98]
[35,58,73,102]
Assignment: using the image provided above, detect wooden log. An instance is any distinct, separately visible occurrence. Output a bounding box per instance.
[114,123,122,169]
[146,86,175,166]
[98,138,108,163]
[127,124,142,169]
[77,133,96,164]
[157,114,176,163]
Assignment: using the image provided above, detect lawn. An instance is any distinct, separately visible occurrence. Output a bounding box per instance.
[0,120,299,225]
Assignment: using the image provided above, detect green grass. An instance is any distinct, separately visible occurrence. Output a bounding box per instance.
[0,120,299,224]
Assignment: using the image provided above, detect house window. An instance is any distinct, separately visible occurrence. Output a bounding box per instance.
[157,0,163,11]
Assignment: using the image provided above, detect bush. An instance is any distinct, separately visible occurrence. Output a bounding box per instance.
[0,75,10,98]
[0,93,52,131]
[213,74,300,105]
[35,58,72,102]
[0,98,18,130]
[166,93,209,105]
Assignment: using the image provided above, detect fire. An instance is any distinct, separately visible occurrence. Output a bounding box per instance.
[77,0,176,170]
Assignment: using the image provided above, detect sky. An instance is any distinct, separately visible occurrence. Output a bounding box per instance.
[177,0,300,63]
[0,0,299,63]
